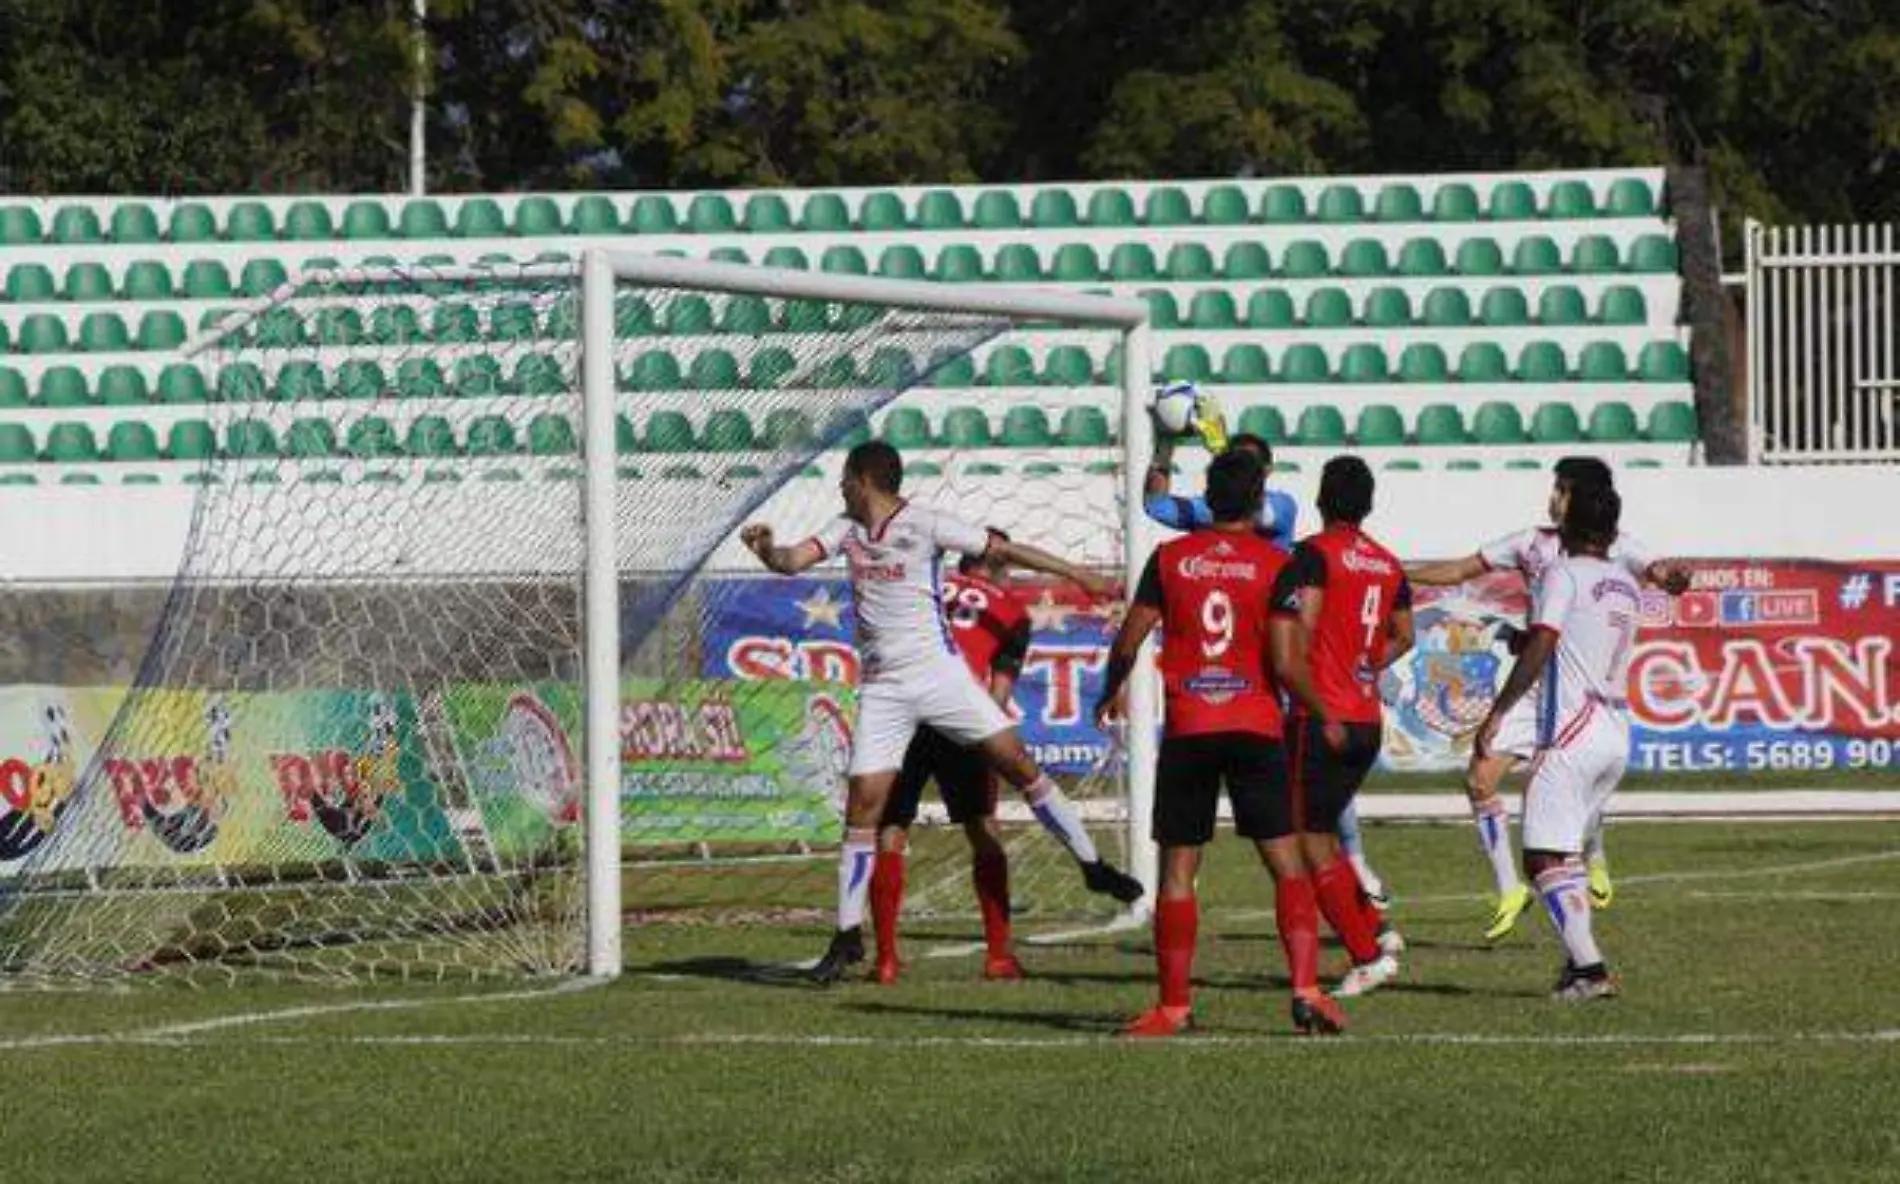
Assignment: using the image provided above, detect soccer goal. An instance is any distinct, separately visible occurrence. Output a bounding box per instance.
[0,250,1160,985]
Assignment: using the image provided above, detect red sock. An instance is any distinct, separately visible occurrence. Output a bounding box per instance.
[1314,859,1379,964]
[1154,895,1199,1010]
[870,850,905,963]
[1275,874,1321,993]
[972,850,1012,957]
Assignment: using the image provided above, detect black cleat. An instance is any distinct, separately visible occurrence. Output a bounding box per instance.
[1081,859,1145,905]
[1290,990,1348,1036]
[808,926,865,986]
[1552,961,1620,1002]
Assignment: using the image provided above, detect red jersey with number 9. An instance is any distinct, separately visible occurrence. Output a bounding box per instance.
[1134,530,1288,739]
[1269,524,1412,724]
[939,571,1031,683]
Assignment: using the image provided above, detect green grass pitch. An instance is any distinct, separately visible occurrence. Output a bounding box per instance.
[1,816,1897,1182]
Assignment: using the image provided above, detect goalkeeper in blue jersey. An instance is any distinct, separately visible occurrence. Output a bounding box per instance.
[1141,384,1400,955]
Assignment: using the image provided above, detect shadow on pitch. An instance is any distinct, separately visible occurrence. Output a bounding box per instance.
[846,999,1123,1035]
[639,955,825,990]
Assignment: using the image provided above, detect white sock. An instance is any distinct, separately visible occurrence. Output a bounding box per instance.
[1474,797,1522,896]
[836,830,876,931]
[1024,776,1099,865]
[1535,863,1602,968]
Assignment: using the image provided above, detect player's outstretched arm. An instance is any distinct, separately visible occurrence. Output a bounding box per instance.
[1268,614,1327,724]
[1142,428,1178,502]
[1477,626,1557,757]
[1380,606,1417,671]
[740,524,824,576]
[1642,559,1692,595]
[1404,554,1487,586]
[988,536,1116,598]
[1093,603,1162,727]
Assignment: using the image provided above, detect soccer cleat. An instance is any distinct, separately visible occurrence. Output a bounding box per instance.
[1484,884,1535,941]
[1290,990,1347,1036]
[1123,1004,1193,1038]
[807,926,865,986]
[1081,859,1145,905]
[874,955,902,986]
[1193,391,1229,454]
[1587,856,1614,909]
[1333,953,1400,999]
[1376,918,1406,957]
[1552,962,1621,1003]
[982,952,1025,981]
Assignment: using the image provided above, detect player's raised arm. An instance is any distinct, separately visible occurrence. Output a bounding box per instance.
[1404,554,1487,586]
[986,535,1116,598]
[1380,580,1417,670]
[740,522,827,576]
[989,618,1031,708]
[1093,554,1165,726]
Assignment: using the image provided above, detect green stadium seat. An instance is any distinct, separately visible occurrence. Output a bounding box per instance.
[779,297,830,332]
[1139,290,1180,328]
[485,300,536,343]
[1456,238,1505,276]
[1480,286,1530,326]
[1279,344,1330,383]
[1248,289,1296,328]
[1058,405,1112,446]
[744,193,792,233]
[249,306,303,349]
[666,294,715,335]
[712,293,766,336]
[748,347,797,388]
[914,189,962,230]
[331,359,382,400]
[1107,242,1158,281]
[933,245,984,283]
[973,191,1022,229]
[686,194,735,234]
[528,413,578,456]
[168,202,217,243]
[1375,184,1424,222]
[1415,403,1468,445]
[0,206,42,244]
[1280,240,1329,279]
[1043,344,1096,386]
[607,293,654,337]
[993,243,1043,282]
[43,422,100,462]
[1356,404,1405,446]
[167,418,217,460]
[1458,342,1510,383]
[1472,401,1527,443]
[1639,340,1690,381]
[0,368,24,406]
[155,363,207,405]
[1364,287,1413,327]
[1530,402,1583,442]
[611,414,639,455]
[1339,343,1390,383]
[1571,235,1621,274]
[122,260,174,300]
[700,409,754,452]
[1161,344,1214,383]
[879,407,932,449]
[1237,404,1287,444]
[629,195,679,234]
[1647,400,1698,441]
[1432,182,1481,222]
[1516,340,1569,382]
[1222,241,1271,280]
[1296,405,1348,445]
[136,310,187,351]
[1143,187,1193,226]
[1399,342,1449,383]
[872,244,925,281]
[859,191,907,231]
[397,199,449,238]
[182,259,233,299]
[64,262,114,301]
[688,349,741,391]
[283,201,334,240]
[1304,287,1353,328]
[1340,239,1390,277]
[927,351,978,388]
[240,258,289,297]
[514,352,566,395]
[816,409,868,450]
[512,196,561,236]
[1539,285,1589,325]
[38,366,89,407]
[466,415,521,455]
[0,422,34,461]
[1031,189,1080,228]
[1546,180,1597,219]
[1188,290,1238,328]
[1202,185,1250,225]
[1488,181,1536,220]
[106,420,161,461]
[568,194,619,234]
[628,350,684,392]
[761,245,810,272]
[984,345,1038,386]
[1166,242,1216,281]
[7,262,55,301]
[1087,188,1137,227]
[222,417,279,458]
[1384,459,1423,472]
[1317,185,1365,223]
[17,314,68,353]
[1050,243,1100,282]
[1608,177,1657,217]
[428,302,478,344]
[1505,458,1544,472]
[452,355,503,397]
[1512,235,1562,274]
[1598,285,1648,325]
[1579,340,1629,380]
[454,198,507,237]
[367,304,421,345]
[821,245,869,276]
[52,205,103,244]
[339,200,391,239]
[214,361,267,404]
[707,246,749,266]
[1445,458,1483,472]
[1399,238,1449,276]
[283,419,340,459]
[274,360,326,401]
[937,406,991,448]
[1423,287,1473,326]
[1587,402,1639,441]
[1221,344,1270,383]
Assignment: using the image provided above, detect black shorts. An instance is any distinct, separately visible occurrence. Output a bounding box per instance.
[880,726,996,829]
[1286,714,1382,835]
[1153,732,1289,847]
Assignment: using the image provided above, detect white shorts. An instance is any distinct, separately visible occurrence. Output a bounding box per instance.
[1487,695,1539,762]
[849,658,1014,778]
[1521,707,1629,854]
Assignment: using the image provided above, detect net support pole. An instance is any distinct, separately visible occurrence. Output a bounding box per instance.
[581,249,622,979]
[1119,323,1160,915]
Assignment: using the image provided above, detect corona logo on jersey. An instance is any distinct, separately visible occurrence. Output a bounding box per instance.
[840,538,905,583]
[1339,545,1397,577]
[1176,544,1259,583]
[106,699,236,854]
[270,695,404,848]
[0,703,79,862]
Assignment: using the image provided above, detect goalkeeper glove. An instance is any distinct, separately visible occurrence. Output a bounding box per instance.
[1192,390,1229,455]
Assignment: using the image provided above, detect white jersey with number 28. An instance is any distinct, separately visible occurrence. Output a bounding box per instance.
[1530,555,1642,746]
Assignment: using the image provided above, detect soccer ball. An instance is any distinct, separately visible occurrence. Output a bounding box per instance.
[1152,380,1200,436]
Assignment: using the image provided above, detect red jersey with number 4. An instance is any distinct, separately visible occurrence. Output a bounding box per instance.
[1134,530,1288,739]
[1270,524,1412,725]
[940,571,1031,684]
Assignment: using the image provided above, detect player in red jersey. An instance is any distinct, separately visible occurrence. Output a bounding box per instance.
[1095,450,1298,1037]
[870,534,1033,984]
[1268,456,1416,1024]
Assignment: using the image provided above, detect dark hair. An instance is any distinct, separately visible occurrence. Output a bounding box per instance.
[1553,455,1614,493]
[958,529,1008,574]
[1226,432,1274,471]
[844,440,902,493]
[1316,455,1374,525]
[1561,483,1621,552]
[1205,449,1266,523]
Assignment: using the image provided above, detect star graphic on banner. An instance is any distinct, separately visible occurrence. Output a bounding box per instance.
[1024,590,1077,633]
[795,586,846,629]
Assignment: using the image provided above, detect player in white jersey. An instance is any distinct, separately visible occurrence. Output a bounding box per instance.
[741,441,1143,983]
[1477,484,1636,1001]
[1407,457,1687,938]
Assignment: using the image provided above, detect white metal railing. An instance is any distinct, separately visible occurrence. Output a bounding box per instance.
[1745,220,1900,463]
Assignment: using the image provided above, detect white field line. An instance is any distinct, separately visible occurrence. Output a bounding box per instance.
[987,791,1900,827]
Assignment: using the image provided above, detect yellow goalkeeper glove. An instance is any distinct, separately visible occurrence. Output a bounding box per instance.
[1193,391,1229,454]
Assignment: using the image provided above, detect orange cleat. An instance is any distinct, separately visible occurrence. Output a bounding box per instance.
[981,953,1025,981]
[1123,1005,1193,1038]
[1291,990,1347,1036]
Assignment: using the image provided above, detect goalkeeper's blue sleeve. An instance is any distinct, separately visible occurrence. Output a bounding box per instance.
[1141,494,1214,531]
